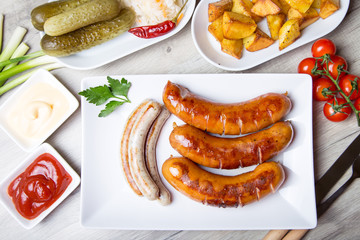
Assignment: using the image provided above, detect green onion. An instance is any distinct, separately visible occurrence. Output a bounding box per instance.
[0,14,4,52]
[0,50,45,68]
[2,42,29,71]
[0,62,63,96]
[0,26,27,71]
[0,55,56,86]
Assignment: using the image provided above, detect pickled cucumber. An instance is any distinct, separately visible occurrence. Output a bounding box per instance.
[31,0,93,31]
[41,8,135,57]
[44,0,121,36]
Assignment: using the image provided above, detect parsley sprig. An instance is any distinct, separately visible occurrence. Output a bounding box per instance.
[79,76,131,117]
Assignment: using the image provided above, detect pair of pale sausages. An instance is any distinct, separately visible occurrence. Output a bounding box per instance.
[120,99,171,205]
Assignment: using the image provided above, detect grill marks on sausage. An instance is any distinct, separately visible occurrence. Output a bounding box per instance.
[169,122,293,169]
[163,81,292,135]
[163,158,283,208]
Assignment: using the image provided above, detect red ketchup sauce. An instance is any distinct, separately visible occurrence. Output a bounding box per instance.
[7,153,72,219]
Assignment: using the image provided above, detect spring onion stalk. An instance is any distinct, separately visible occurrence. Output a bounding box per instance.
[0,62,63,96]
[0,14,4,52]
[0,55,56,86]
[0,26,27,71]
[2,42,29,71]
[0,50,45,68]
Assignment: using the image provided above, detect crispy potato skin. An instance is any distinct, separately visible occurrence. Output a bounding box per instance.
[319,0,340,19]
[266,13,287,40]
[278,19,301,50]
[162,81,292,135]
[222,11,257,39]
[208,17,224,42]
[221,38,243,59]
[169,122,293,169]
[284,0,314,13]
[251,0,281,17]
[208,0,233,22]
[243,28,274,52]
[162,157,285,207]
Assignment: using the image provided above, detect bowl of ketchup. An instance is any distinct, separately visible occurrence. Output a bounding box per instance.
[0,143,80,229]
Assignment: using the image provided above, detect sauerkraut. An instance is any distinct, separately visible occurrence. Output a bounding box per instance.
[121,0,182,25]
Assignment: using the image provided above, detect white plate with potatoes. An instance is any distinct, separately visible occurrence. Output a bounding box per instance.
[191,0,349,71]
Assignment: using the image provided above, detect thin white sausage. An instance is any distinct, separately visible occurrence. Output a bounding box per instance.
[145,107,172,205]
[128,100,161,200]
[120,100,151,196]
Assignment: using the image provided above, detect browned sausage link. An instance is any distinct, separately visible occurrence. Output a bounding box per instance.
[162,81,292,135]
[169,121,293,169]
[162,157,285,207]
[120,100,152,196]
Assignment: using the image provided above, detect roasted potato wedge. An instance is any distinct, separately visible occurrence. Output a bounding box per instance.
[300,7,319,29]
[266,13,286,40]
[288,7,319,29]
[232,0,263,22]
[277,0,291,14]
[208,0,233,22]
[311,0,321,8]
[243,28,274,51]
[221,38,243,59]
[319,0,340,19]
[284,0,314,13]
[287,7,303,19]
[279,19,300,50]
[251,0,281,17]
[222,11,257,39]
[208,17,224,42]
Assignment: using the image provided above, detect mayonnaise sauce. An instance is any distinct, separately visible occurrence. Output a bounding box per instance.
[6,82,69,145]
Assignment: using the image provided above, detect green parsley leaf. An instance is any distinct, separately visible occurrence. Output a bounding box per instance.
[79,85,114,106]
[79,76,132,117]
[107,76,131,98]
[98,100,124,117]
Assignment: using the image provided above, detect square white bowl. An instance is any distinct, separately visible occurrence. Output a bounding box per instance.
[0,143,80,229]
[0,69,79,151]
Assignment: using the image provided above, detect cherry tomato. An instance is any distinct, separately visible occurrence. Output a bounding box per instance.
[338,74,360,100]
[323,98,352,122]
[354,97,360,111]
[313,77,336,101]
[323,55,348,79]
[298,58,322,79]
[311,39,336,57]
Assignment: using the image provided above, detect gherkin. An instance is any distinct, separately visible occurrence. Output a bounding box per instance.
[41,8,135,57]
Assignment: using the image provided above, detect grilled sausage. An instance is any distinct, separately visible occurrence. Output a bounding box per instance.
[169,121,293,169]
[128,100,162,200]
[162,157,285,207]
[162,81,292,135]
[145,107,172,205]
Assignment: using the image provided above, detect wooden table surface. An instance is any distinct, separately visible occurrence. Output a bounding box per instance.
[1,1,360,239]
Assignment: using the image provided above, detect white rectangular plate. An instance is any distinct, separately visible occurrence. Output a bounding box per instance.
[80,74,316,230]
[50,0,195,70]
[192,0,349,71]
